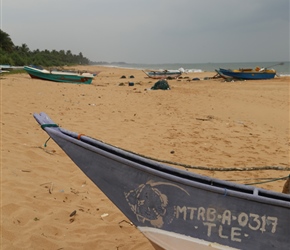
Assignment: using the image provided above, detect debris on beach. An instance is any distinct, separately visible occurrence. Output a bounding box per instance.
[151,79,170,90]
[101,213,109,220]
[118,220,133,228]
[70,210,77,217]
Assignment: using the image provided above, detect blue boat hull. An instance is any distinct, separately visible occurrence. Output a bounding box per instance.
[33,113,290,249]
[218,68,276,80]
[24,66,94,84]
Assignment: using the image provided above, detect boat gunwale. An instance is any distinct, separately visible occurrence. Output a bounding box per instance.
[34,113,290,208]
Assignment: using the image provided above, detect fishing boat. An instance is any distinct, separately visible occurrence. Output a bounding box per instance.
[1,65,24,72]
[33,112,290,250]
[24,65,95,84]
[143,69,182,79]
[216,67,276,80]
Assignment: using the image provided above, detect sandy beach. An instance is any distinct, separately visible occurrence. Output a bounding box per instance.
[1,66,289,249]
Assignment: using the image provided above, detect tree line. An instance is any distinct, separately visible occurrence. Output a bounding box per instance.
[0,29,90,67]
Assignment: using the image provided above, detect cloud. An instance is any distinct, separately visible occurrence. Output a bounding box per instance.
[2,0,289,63]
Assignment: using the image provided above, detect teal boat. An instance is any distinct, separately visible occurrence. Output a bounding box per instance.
[24,65,94,84]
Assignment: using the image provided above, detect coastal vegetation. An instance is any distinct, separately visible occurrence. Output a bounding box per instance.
[0,29,90,67]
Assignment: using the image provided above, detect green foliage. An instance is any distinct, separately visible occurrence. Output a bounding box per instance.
[0,49,14,65]
[0,30,14,52]
[10,52,28,65]
[0,29,91,66]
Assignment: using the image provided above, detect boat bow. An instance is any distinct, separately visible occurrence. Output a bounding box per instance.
[33,113,290,250]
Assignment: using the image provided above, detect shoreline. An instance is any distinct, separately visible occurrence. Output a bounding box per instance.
[88,61,290,76]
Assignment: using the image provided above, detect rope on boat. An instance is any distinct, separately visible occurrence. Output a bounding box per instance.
[38,123,290,186]
[151,156,290,186]
[148,156,290,172]
[225,175,290,186]
[225,176,290,182]
[244,175,289,186]
[44,137,51,147]
[148,157,290,186]
[40,123,59,147]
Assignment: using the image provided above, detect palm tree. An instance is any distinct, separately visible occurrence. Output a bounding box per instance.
[0,29,14,52]
[20,43,30,54]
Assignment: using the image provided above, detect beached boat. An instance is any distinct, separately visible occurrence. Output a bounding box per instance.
[24,65,95,84]
[1,65,24,72]
[33,112,290,250]
[216,67,276,80]
[143,69,182,79]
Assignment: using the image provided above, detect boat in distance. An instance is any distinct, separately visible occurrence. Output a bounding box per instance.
[33,112,290,250]
[216,67,276,80]
[143,69,182,79]
[1,64,24,72]
[24,65,95,84]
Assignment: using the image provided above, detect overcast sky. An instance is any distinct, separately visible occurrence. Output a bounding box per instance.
[1,0,289,63]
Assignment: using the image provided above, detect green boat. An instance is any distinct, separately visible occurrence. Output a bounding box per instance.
[24,65,95,84]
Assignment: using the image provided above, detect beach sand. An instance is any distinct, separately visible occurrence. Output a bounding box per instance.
[1,66,289,249]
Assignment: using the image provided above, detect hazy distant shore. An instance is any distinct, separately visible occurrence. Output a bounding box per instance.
[91,61,290,76]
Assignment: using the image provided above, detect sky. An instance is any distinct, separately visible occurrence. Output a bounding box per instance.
[1,0,289,64]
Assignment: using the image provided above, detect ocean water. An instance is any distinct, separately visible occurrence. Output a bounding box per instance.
[103,61,290,76]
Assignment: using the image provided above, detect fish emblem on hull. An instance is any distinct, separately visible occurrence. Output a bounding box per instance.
[125,180,189,228]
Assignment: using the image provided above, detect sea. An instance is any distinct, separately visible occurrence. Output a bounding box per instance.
[99,61,290,76]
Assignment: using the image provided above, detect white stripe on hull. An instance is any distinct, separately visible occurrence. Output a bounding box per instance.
[138,226,239,250]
